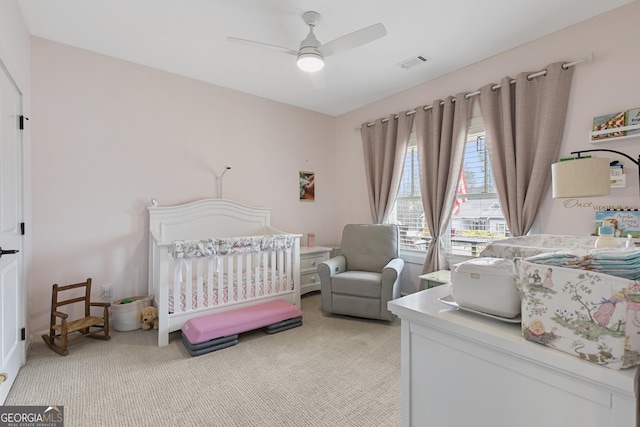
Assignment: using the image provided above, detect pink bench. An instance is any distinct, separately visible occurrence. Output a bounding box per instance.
[181,300,302,356]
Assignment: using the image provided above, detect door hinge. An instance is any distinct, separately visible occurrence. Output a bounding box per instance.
[21,327,26,341]
[20,222,25,235]
[19,115,29,130]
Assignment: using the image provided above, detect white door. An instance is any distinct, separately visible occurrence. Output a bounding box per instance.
[0,59,25,405]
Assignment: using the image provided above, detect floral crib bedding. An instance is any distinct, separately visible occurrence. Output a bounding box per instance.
[169,234,296,313]
[173,234,296,260]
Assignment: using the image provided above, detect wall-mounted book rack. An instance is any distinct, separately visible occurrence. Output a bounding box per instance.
[590,124,640,144]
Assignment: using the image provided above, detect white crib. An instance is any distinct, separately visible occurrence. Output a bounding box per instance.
[148,199,301,346]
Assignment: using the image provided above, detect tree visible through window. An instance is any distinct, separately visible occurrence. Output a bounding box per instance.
[387,118,509,256]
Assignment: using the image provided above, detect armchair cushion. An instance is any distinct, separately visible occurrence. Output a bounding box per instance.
[332,271,383,298]
[341,224,399,272]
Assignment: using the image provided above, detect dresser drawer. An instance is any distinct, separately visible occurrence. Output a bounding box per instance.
[301,271,321,286]
[299,246,332,295]
[300,254,327,271]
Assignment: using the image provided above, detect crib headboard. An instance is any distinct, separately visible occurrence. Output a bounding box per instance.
[148,198,272,243]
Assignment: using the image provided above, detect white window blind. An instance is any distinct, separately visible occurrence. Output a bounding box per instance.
[388,117,509,256]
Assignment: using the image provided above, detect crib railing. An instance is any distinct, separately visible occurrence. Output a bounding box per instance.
[169,247,295,313]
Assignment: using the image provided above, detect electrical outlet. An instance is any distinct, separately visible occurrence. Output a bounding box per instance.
[101,284,112,300]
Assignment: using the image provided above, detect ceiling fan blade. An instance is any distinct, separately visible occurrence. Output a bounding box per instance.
[320,23,387,57]
[226,36,298,56]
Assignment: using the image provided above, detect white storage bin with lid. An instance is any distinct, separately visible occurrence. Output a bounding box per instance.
[451,257,520,319]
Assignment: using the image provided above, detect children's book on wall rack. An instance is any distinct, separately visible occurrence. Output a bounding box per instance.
[590,107,640,143]
[595,210,640,238]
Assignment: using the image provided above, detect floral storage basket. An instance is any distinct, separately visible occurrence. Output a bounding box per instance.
[515,259,640,370]
[109,295,154,332]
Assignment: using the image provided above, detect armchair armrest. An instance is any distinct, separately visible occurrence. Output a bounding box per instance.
[90,302,111,317]
[382,257,404,291]
[52,311,68,320]
[318,255,346,315]
[380,257,405,319]
[317,255,346,279]
[90,302,111,308]
[383,257,404,278]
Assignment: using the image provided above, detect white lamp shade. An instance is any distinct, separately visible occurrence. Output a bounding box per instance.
[551,157,611,198]
[297,53,324,72]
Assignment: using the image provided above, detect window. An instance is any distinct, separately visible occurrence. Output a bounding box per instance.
[388,117,509,256]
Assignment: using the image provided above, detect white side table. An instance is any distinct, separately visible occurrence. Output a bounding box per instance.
[418,270,451,290]
[300,246,332,295]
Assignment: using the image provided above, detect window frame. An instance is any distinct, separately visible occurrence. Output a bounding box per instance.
[390,117,508,262]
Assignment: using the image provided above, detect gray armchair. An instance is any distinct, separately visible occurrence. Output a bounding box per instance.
[318,224,403,321]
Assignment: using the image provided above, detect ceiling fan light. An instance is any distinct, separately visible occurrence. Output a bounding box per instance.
[297,52,324,72]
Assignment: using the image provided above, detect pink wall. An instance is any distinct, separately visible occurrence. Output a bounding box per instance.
[336,1,640,290]
[30,38,338,333]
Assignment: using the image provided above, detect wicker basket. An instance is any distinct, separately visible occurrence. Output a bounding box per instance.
[109,295,154,332]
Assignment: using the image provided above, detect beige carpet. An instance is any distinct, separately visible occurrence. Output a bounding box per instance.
[6,293,401,427]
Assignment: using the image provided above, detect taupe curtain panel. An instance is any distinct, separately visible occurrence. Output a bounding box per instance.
[479,62,574,236]
[360,112,414,224]
[416,95,472,273]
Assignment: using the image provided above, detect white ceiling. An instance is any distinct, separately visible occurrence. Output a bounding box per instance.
[18,0,633,117]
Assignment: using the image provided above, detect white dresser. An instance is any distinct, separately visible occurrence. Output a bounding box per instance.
[388,284,639,427]
[299,246,331,295]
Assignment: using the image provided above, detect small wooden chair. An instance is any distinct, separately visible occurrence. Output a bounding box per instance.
[41,278,111,356]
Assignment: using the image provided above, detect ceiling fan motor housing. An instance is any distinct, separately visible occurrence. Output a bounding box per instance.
[297,47,324,71]
[298,14,325,72]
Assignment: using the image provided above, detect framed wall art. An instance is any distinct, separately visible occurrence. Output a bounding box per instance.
[299,171,315,201]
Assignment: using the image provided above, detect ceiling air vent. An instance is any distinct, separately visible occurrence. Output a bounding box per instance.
[397,54,429,70]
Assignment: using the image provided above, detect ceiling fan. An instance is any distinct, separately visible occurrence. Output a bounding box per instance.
[226,11,387,75]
